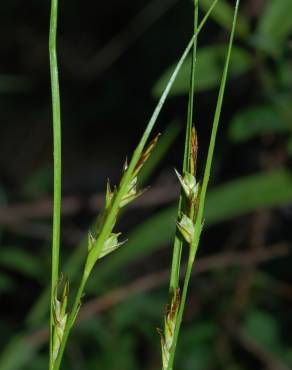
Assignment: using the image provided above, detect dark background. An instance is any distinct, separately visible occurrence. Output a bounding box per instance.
[1,0,292,369]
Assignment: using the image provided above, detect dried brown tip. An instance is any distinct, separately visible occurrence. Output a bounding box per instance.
[133,133,161,178]
[168,288,180,321]
[190,126,198,176]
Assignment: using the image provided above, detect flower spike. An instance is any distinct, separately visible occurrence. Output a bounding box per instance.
[52,279,69,363]
[132,133,160,178]
[160,289,180,370]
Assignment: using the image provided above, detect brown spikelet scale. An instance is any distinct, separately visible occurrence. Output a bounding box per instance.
[133,133,160,178]
[160,288,181,370]
[190,126,198,176]
[168,288,180,321]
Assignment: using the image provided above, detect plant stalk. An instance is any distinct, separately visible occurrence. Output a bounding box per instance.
[169,0,199,294]
[49,0,62,368]
[166,1,241,369]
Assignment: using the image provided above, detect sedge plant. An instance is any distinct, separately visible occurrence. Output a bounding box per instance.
[48,0,220,369]
[159,1,241,370]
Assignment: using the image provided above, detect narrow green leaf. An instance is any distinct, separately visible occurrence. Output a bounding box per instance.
[242,310,280,351]
[254,0,292,56]
[229,105,291,142]
[0,336,37,370]
[205,169,292,222]
[0,247,42,279]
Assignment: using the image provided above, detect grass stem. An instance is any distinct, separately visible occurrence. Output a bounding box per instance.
[169,0,199,295]
[49,0,62,368]
[166,1,241,369]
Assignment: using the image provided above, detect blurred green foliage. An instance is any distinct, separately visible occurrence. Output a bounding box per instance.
[1,0,292,369]
[152,46,252,96]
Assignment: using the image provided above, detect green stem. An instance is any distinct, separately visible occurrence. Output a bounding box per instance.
[49,0,62,368]
[169,0,199,294]
[194,0,240,236]
[166,1,241,369]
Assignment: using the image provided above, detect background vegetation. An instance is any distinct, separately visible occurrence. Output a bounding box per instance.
[0,0,292,369]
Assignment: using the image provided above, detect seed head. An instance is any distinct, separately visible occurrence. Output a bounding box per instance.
[176,214,195,244]
[119,177,147,208]
[99,232,126,259]
[132,133,160,178]
[52,279,69,363]
[175,169,199,202]
[160,289,180,370]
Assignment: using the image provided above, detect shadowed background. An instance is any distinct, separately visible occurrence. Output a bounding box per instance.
[1,0,292,369]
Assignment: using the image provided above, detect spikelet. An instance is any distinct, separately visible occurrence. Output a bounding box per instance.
[52,280,69,363]
[160,289,180,370]
[105,179,114,209]
[176,214,195,244]
[104,135,159,212]
[175,126,199,204]
[99,232,126,259]
[175,170,199,202]
[132,133,160,178]
[88,231,125,259]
